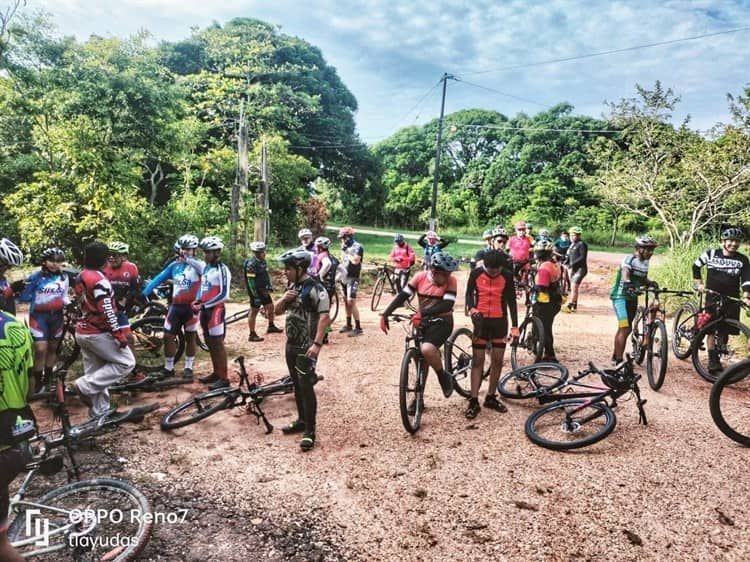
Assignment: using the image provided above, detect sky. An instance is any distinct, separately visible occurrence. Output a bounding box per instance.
[38,0,750,144]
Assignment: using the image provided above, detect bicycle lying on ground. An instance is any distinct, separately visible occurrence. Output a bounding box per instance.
[709,359,750,447]
[160,356,319,432]
[497,356,648,450]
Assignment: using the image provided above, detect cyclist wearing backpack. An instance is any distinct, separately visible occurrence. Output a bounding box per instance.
[390,234,415,291]
[532,240,564,362]
[245,241,282,342]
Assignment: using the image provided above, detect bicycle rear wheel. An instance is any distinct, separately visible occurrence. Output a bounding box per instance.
[130,316,185,372]
[672,302,698,360]
[709,359,750,446]
[225,308,250,325]
[525,399,616,450]
[371,276,385,311]
[629,307,646,365]
[692,319,750,383]
[498,362,568,399]
[9,478,152,561]
[646,319,669,390]
[329,288,339,323]
[160,388,237,430]
[510,316,544,370]
[55,325,79,372]
[399,348,424,434]
[443,327,475,398]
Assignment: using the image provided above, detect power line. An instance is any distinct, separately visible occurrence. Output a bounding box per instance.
[453,78,551,108]
[389,78,444,129]
[461,25,750,76]
[453,123,621,134]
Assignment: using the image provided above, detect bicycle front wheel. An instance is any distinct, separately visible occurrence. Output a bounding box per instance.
[160,388,237,430]
[55,326,80,372]
[329,288,339,323]
[130,316,185,372]
[498,362,568,399]
[443,327,475,398]
[371,276,386,311]
[525,400,617,450]
[8,478,152,561]
[672,302,698,360]
[646,319,669,390]
[629,307,646,365]
[692,319,750,383]
[511,316,544,369]
[399,348,424,434]
[709,359,750,446]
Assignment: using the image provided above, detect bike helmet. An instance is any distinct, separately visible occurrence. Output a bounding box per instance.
[425,230,438,241]
[721,227,743,241]
[315,236,331,249]
[430,252,459,272]
[250,241,266,253]
[533,240,553,256]
[600,362,635,390]
[492,226,509,239]
[298,228,312,240]
[107,241,129,255]
[0,238,23,266]
[394,233,405,244]
[199,236,224,251]
[177,234,199,249]
[277,248,312,269]
[514,221,527,230]
[172,241,181,254]
[482,229,493,241]
[40,247,65,263]
[337,226,354,238]
[635,235,658,248]
[569,226,582,235]
[539,228,550,238]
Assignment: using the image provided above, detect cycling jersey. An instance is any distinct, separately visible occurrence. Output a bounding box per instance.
[103,260,139,309]
[404,270,457,317]
[74,270,122,335]
[0,311,33,419]
[536,261,563,304]
[610,255,650,301]
[567,240,588,273]
[342,239,364,279]
[692,248,750,296]
[143,260,201,305]
[285,277,330,349]
[553,237,572,257]
[189,258,231,308]
[0,278,15,315]
[244,256,272,298]
[466,266,516,321]
[417,234,451,263]
[390,243,416,270]
[508,235,532,263]
[18,270,69,313]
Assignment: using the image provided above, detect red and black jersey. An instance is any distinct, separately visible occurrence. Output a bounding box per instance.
[466,266,518,325]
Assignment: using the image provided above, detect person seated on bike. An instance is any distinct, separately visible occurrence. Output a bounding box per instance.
[692,227,750,373]
[0,309,35,562]
[72,241,136,420]
[103,241,140,345]
[509,221,533,282]
[390,234,416,291]
[17,247,70,395]
[275,248,330,452]
[185,236,232,390]
[0,238,24,316]
[244,241,282,342]
[417,230,453,270]
[610,235,659,365]
[464,249,519,419]
[380,252,460,403]
[142,234,203,378]
[565,226,588,312]
[338,226,364,336]
[532,240,564,363]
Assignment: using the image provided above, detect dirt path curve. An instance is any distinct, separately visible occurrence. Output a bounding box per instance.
[114,251,747,560]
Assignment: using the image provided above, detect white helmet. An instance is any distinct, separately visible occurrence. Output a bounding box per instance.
[298,228,312,240]
[314,236,331,249]
[177,234,199,249]
[250,241,266,253]
[0,238,23,266]
[199,236,224,251]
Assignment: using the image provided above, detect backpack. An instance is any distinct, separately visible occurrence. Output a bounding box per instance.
[323,255,339,288]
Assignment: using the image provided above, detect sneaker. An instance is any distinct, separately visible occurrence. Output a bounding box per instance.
[300,433,316,451]
[483,394,508,413]
[339,325,352,334]
[708,352,724,374]
[281,419,306,435]
[182,367,194,379]
[348,328,363,337]
[437,370,454,398]
[199,373,220,384]
[464,399,481,419]
[266,325,283,334]
[406,398,424,416]
[208,378,230,390]
[248,332,264,342]
[159,368,175,378]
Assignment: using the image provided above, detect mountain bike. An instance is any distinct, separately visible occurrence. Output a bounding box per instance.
[511,297,544,370]
[709,359,750,447]
[671,292,701,360]
[196,306,251,351]
[160,356,320,432]
[370,261,416,312]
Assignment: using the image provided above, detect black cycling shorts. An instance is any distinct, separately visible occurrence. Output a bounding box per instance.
[421,317,453,348]
[706,292,741,335]
[472,317,508,348]
[250,290,273,309]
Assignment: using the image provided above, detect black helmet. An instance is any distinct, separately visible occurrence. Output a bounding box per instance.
[430,252,459,272]
[635,235,658,248]
[394,233,405,244]
[40,247,65,263]
[277,248,311,269]
[721,227,743,241]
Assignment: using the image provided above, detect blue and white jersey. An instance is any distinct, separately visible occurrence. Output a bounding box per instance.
[19,270,70,313]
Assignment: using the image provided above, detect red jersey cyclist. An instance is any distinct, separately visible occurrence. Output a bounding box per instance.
[390,234,416,292]
[508,221,533,283]
[102,241,139,345]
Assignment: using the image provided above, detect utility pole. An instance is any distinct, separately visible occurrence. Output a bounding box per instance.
[254,135,268,242]
[231,101,249,257]
[430,72,454,232]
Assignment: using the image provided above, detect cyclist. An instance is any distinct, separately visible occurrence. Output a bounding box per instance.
[244,241,282,342]
[17,248,70,394]
[185,236,232,390]
[471,229,495,270]
[553,230,572,261]
[380,252,460,405]
[464,249,519,419]
[0,309,34,562]
[491,226,510,254]
[417,230,453,270]
[314,237,337,344]
[102,241,140,343]
[536,228,553,244]
[565,226,588,312]
[610,235,659,365]
[390,233,416,291]
[0,238,24,315]
[72,241,136,420]
[297,228,317,277]
[692,227,750,373]
[337,226,364,336]
[532,240,564,362]
[508,221,533,283]
[141,234,203,378]
[275,249,330,452]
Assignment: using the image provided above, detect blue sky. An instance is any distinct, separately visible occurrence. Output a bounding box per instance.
[40,0,750,143]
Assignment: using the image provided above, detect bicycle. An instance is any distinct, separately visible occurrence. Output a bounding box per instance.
[629,287,692,390]
[709,359,750,447]
[671,291,702,360]
[196,306,251,351]
[511,295,544,370]
[370,261,416,312]
[160,356,320,432]
[497,357,648,450]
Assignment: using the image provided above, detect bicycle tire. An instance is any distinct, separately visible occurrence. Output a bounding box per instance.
[630,307,646,365]
[443,327,475,398]
[8,478,152,561]
[525,399,617,450]
[709,359,750,446]
[55,325,80,372]
[646,319,669,390]
[225,308,250,325]
[510,316,544,370]
[371,276,385,311]
[130,316,185,372]
[160,388,237,430]
[399,348,424,434]
[329,288,339,323]
[498,362,569,399]
[692,319,750,383]
[672,302,698,360]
